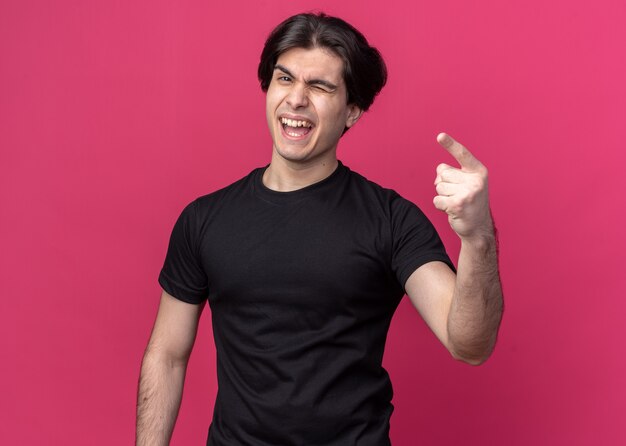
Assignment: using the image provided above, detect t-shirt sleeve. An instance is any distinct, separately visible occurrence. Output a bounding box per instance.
[390,193,456,290]
[158,199,209,304]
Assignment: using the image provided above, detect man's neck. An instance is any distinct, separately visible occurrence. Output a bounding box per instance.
[262,155,339,192]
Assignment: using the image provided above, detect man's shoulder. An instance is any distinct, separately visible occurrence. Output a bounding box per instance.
[194,167,261,204]
[344,164,404,205]
[176,167,262,223]
[343,164,429,223]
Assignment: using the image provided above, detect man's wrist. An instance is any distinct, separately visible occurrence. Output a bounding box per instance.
[459,226,497,250]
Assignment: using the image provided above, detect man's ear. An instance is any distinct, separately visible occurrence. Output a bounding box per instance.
[345,105,363,129]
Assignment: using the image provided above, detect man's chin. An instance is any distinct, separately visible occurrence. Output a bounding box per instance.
[273,147,312,164]
[273,147,340,169]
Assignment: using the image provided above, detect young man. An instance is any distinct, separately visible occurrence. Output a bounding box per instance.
[136,13,503,446]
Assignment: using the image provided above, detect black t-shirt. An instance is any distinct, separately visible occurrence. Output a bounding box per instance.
[159,161,454,446]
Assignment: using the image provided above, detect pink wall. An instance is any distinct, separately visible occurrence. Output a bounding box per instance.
[1,0,624,444]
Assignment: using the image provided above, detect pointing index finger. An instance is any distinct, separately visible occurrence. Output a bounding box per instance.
[437,132,482,171]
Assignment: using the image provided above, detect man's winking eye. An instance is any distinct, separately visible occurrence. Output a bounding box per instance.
[273,64,338,93]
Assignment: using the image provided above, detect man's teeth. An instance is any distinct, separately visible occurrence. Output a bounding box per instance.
[280,117,313,128]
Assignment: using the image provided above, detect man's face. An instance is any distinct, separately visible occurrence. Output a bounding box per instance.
[265,47,362,165]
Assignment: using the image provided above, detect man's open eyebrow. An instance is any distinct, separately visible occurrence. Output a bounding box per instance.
[273,64,338,90]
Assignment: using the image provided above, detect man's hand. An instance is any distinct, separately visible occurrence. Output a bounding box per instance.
[433,133,493,239]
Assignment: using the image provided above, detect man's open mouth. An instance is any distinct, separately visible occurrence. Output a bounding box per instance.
[280,117,314,138]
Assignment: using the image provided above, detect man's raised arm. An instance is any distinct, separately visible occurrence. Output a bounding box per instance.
[136,290,205,445]
[406,133,503,365]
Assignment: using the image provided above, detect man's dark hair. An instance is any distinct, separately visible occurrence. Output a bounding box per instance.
[258,12,387,112]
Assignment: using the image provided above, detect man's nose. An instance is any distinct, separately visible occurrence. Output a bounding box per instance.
[286,84,309,109]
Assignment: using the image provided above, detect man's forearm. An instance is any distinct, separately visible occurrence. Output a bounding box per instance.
[446,227,503,365]
[136,350,187,445]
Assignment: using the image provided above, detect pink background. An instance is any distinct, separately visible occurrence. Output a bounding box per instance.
[1,0,625,444]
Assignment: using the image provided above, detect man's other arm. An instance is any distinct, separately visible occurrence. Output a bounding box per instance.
[405,133,503,365]
[136,290,205,445]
